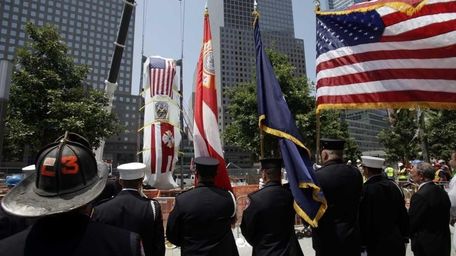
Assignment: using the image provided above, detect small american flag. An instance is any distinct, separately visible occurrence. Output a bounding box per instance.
[316,0,456,112]
[149,57,176,97]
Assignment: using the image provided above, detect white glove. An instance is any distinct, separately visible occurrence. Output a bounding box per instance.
[259,178,265,189]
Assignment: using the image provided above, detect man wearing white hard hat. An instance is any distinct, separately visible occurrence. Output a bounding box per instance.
[359,156,409,256]
[92,162,165,256]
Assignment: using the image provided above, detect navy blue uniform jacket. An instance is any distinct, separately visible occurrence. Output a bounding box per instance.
[241,181,303,256]
[166,182,239,256]
[0,213,141,256]
[312,159,363,256]
[92,189,165,256]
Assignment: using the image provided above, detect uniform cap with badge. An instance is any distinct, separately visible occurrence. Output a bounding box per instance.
[361,156,385,169]
[1,132,108,217]
[194,157,219,177]
[118,162,146,180]
[320,138,345,150]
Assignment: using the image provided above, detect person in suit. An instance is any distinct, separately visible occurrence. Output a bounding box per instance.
[359,156,409,256]
[409,161,451,256]
[240,158,303,256]
[312,138,363,256]
[166,156,239,256]
[92,162,165,256]
[0,132,142,256]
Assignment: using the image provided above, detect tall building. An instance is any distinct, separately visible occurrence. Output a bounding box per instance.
[208,0,306,131]
[326,0,367,10]
[341,110,389,154]
[0,0,140,165]
[322,0,388,154]
[206,0,306,166]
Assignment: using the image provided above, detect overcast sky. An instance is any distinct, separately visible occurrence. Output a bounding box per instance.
[131,0,317,105]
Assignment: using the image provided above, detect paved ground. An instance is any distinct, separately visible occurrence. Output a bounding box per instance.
[165,226,456,256]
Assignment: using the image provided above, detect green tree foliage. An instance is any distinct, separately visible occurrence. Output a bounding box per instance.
[427,110,456,160]
[379,109,456,164]
[378,109,419,163]
[3,23,121,161]
[224,49,358,161]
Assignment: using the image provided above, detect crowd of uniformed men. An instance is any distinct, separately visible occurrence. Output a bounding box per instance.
[0,132,453,256]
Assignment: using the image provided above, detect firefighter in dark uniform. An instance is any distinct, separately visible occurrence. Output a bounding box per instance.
[241,158,303,256]
[312,138,363,256]
[0,132,142,256]
[359,156,409,256]
[92,162,165,256]
[166,156,239,256]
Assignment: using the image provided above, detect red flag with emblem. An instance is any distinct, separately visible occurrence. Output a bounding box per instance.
[193,8,232,191]
[151,123,176,174]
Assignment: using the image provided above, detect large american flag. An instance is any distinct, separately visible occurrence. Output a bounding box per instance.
[149,57,176,97]
[316,0,456,112]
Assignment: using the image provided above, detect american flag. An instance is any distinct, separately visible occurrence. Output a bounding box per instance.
[149,57,176,97]
[316,0,456,112]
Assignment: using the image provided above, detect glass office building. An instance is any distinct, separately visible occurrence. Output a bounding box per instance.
[208,0,306,132]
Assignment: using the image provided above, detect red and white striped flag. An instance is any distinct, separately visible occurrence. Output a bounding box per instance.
[151,123,177,174]
[149,57,176,98]
[316,0,456,112]
[193,8,232,191]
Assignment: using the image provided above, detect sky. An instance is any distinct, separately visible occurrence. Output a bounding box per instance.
[131,0,318,106]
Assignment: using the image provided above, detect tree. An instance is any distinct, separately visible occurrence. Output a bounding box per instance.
[379,109,456,164]
[427,110,456,160]
[224,49,358,161]
[3,23,121,161]
[378,109,420,163]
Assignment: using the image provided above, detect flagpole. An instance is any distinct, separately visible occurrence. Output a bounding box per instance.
[316,111,321,164]
[314,0,321,165]
[253,0,263,160]
[178,0,186,189]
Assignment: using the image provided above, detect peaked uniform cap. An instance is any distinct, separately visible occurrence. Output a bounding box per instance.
[260,158,283,170]
[194,157,219,175]
[118,162,146,180]
[321,138,345,150]
[361,156,384,169]
[1,132,108,217]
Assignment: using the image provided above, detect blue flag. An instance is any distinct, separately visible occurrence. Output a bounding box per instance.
[254,15,327,227]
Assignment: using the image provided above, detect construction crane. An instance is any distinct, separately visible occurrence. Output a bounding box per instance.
[95,0,136,161]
